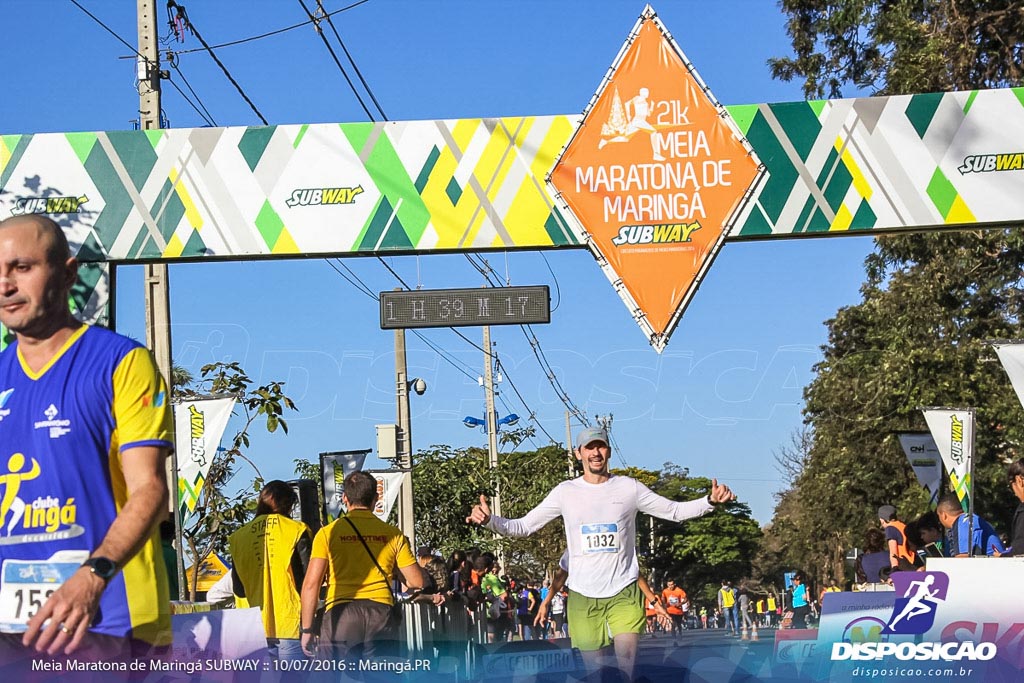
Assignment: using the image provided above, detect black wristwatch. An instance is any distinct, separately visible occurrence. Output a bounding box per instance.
[300,627,317,635]
[82,556,118,582]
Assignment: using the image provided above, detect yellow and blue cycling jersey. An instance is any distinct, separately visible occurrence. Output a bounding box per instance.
[0,324,173,643]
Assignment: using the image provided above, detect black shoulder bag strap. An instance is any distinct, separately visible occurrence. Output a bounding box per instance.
[342,515,400,605]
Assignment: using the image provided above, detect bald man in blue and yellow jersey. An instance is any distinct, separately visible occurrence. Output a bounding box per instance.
[0,214,173,667]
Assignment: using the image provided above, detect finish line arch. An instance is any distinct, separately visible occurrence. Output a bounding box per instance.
[2,8,1022,350]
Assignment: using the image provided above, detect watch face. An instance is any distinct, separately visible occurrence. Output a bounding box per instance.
[87,557,117,579]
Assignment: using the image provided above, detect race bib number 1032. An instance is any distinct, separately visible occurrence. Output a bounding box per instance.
[581,523,620,553]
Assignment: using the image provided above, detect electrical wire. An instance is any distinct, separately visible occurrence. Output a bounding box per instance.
[496,391,541,450]
[68,0,148,63]
[164,76,217,127]
[464,253,588,426]
[168,1,269,125]
[376,257,492,356]
[315,0,388,120]
[606,427,630,468]
[496,358,559,445]
[376,256,408,287]
[296,0,377,121]
[166,58,218,126]
[526,326,588,425]
[539,252,561,313]
[411,333,479,384]
[324,258,376,298]
[323,259,480,383]
[173,0,371,55]
[374,256,562,444]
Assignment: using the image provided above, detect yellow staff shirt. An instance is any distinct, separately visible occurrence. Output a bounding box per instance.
[311,510,416,607]
[229,513,310,638]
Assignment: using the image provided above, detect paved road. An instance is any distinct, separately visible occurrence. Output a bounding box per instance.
[475,627,793,682]
[634,627,781,682]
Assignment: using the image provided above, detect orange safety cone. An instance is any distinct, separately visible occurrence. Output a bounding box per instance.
[751,625,760,641]
[741,626,749,640]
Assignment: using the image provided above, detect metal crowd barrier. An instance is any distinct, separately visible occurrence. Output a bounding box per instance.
[393,599,488,679]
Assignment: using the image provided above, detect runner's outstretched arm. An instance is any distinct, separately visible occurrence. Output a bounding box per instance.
[466,489,564,537]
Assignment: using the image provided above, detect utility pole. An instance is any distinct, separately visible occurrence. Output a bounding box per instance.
[138,0,171,381]
[482,325,504,568]
[483,326,501,518]
[394,324,415,544]
[138,0,182,598]
[565,410,575,478]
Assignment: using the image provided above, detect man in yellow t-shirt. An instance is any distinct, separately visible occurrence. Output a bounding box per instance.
[229,481,311,663]
[300,472,422,659]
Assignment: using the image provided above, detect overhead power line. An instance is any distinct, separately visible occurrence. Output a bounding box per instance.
[164,75,216,127]
[167,0,269,125]
[315,0,388,120]
[374,257,559,445]
[69,0,147,62]
[463,253,589,427]
[296,0,377,121]
[165,55,218,126]
[173,0,371,55]
[496,357,559,445]
[322,259,481,383]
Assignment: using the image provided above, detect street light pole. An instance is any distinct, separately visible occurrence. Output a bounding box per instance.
[395,325,415,544]
[483,325,501,519]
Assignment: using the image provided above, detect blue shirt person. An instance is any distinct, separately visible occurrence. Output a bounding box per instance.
[937,494,1005,557]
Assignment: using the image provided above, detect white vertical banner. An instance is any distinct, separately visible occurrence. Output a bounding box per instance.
[921,407,974,512]
[367,470,407,523]
[175,397,236,518]
[896,432,943,505]
[993,343,1024,410]
[320,451,368,521]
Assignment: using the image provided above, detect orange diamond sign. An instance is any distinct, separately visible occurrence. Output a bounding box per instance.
[549,6,763,352]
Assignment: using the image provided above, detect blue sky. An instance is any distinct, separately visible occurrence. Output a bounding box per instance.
[0,1,876,523]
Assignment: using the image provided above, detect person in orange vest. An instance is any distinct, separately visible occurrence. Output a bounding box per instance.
[878,505,916,572]
[644,592,664,635]
[229,480,313,665]
[661,579,687,636]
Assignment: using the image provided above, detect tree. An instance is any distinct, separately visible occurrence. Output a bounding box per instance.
[174,361,298,599]
[774,426,815,490]
[641,464,763,606]
[410,442,569,578]
[762,0,1024,589]
[171,364,193,390]
[762,230,1024,582]
[769,0,1024,98]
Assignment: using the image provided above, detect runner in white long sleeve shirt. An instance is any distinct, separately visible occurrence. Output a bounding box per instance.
[466,426,736,679]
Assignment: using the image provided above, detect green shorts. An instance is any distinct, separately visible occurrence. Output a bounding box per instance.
[566,582,645,651]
